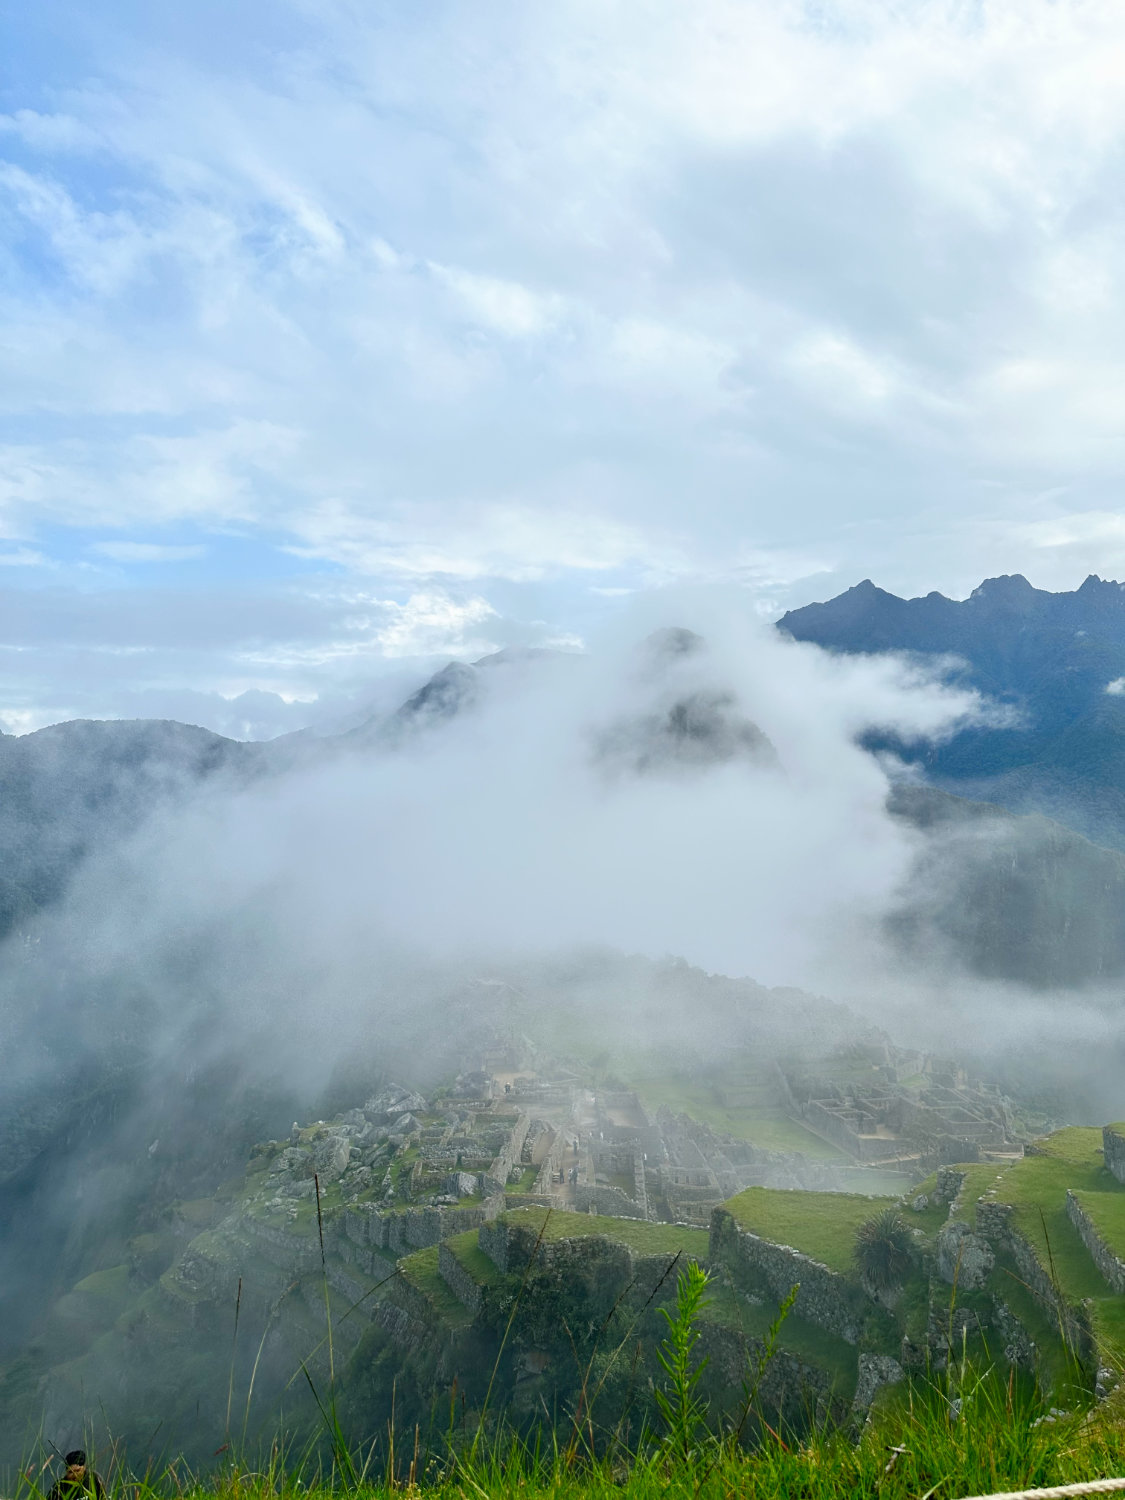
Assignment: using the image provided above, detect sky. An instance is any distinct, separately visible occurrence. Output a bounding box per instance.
[3,0,1125,735]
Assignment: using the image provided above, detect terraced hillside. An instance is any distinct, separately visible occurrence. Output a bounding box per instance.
[708,1127,1125,1410]
[7,1057,1123,1476]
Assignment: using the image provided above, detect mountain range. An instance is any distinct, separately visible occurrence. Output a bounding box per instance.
[5,589,1125,991]
[780,573,1125,849]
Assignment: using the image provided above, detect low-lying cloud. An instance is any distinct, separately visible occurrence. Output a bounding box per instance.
[3,612,990,1090]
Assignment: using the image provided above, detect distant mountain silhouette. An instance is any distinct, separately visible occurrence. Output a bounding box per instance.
[779,574,1125,848]
[0,718,264,943]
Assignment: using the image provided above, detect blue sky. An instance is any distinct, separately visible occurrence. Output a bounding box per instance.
[3,0,1125,734]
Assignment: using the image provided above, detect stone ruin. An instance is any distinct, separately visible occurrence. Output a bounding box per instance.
[785,1050,1017,1169]
[250,1040,1026,1240]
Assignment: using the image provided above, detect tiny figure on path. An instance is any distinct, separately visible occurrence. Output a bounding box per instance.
[48,1452,104,1500]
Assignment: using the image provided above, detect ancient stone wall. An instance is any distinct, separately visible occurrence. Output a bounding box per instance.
[479,1217,652,1283]
[630,1250,698,1294]
[439,1242,484,1315]
[701,1318,851,1433]
[335,1234,397,1281]
[239,1216,323,1273]
[598,1092,663,1154]
[992,1297,1043,1389]
[976,1199,1095,1365]
[934,1166,967,1203]
[1066,1191,1125,1294]
[502,1193,556,1210]
[341,1200,499,1260]
[1104,1126,1125,1186]
[375,1285,433,1352]
[478,1217,511,1273]
[710,1209,863,1343]
[935,1220,994,1289]
[484,1113,532,1197]
[800,1100,862,1158]
[573,1184,648,1219]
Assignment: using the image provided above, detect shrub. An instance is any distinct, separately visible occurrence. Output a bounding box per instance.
[854,1209,913,1292]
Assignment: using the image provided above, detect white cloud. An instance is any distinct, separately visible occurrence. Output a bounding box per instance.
[787,331,896,411]
[0,546,48,566]
[92,542,208,562]
[283,497,686,583]
[4,0,1125,717]
[369,591,499,658]
[428,263,564,338]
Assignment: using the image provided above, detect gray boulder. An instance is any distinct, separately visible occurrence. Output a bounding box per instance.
[314,1134,352,1180]
[270,1147,310,1177]
[936,1220,994,1289]
[853,1353,904,1413]
[446,1171,479,1199]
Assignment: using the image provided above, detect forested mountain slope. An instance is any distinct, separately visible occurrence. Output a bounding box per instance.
[779,574,1125,848]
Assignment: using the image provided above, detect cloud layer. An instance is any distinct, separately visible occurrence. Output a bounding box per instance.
[4,0,1125,726]
[5,616,990,1097]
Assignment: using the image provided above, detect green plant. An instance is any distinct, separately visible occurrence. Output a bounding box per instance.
[854,1208,913,1292]
[731,1281,799,1448]
[654,1261,712,1466]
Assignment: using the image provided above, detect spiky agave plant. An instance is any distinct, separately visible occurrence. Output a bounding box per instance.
[854,1208,913,1292]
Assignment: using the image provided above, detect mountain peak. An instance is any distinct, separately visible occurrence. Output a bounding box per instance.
[643,627,706,659]
[1076,574,1125,595]
[969,574,1035,600]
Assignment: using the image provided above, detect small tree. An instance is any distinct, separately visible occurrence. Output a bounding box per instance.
[854,1208,913,1292]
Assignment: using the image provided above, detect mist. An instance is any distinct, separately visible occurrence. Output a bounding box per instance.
[7,609,1121,1107]
[2,615,961,1053]
[4,604,1125,1437]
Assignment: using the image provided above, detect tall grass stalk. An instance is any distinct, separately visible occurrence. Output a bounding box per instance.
[654,1261,712,1466]
[314,1176,334,1390]
[225,1277,243,1444]
[564,1248,685,1467]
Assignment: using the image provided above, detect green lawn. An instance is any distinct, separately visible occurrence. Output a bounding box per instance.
[722,1188,891,1275]
[945,1164,1014,1226]
[633,1077,845,1160]
[1000,1130,1115,1292]
[1071,1187,1125,1261]
[851,1170,921,1198]
[176,1196,219,1226]
[987,1129,1125,1363]
[398,1246,472,1327]
[443,1229,504,1287]
[500,1207,710,1260]
[700,1281,859,1396]
[50,1263,135,1335]
[901,1176,952,1244]
[988,1249,1073,1392]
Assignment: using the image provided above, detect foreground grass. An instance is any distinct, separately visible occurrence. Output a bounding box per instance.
[16,1372,1125,1500]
